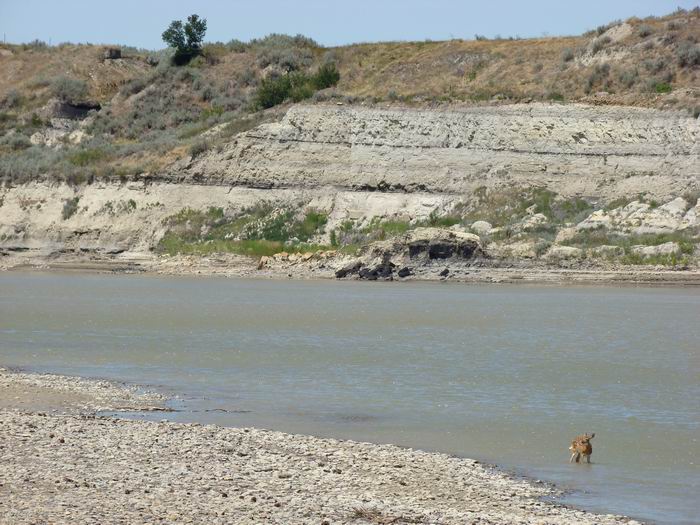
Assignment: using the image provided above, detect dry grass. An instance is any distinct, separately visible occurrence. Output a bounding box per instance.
[0,9,697,112]
[0,9,698,184]
[330,9,699,110]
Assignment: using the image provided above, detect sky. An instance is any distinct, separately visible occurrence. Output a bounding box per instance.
[1,0,698,49]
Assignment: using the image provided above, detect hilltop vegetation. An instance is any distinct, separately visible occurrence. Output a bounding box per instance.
[0,8,698,185]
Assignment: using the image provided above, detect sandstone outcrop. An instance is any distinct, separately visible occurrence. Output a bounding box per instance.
[177,103,698,200]
[576,198,700,234]
[1,103,698,278]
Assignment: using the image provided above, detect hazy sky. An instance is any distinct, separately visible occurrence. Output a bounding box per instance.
[1,0,698,49]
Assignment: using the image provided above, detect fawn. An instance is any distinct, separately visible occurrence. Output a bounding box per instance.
[569,433,595,463]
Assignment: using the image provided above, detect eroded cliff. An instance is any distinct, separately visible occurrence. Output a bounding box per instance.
[1,103,698,279]
[178,103,698,198]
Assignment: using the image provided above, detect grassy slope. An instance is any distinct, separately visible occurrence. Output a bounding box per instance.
[333,13,699,108]
[1,10,698,107]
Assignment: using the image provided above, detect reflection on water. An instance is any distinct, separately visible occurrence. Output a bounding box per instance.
[1,273,698,524]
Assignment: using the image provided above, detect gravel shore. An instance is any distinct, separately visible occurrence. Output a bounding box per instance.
[0,369,642,524]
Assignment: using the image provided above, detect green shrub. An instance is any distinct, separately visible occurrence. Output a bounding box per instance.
[618,68,639,88]
[643,57,666,74]
[289,74,315,102]
[257,47,314,72]
[654,82,672,94]
[585,63,610,92]
[226,39,248,53]
[254,75,293,109]
[312,63,341,90]
[293,210,328,241]
[2,89,22,109]
[119,77,148,97]
[189,140,209,157]
[52,77,88,103]
[425,211,461,228]
[560,48,575,62]
[250,33,318,51]
[1,133,31,151]
[619,252,689,267]
[555,197,593,222]
[62,196,80,220]
[253,64,341,109]
[677,42,700,67]
[637,24,653,37]
[157,204,330,257]
[378,220,411,236]
[591,36,611,55]
[162,14,207,65]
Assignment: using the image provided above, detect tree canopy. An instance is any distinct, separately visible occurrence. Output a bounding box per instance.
[162,14,207,65]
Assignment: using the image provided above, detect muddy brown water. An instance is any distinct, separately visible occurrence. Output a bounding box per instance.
[1,272,698,523]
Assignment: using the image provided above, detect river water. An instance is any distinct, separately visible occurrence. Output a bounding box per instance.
[1,272,698,523]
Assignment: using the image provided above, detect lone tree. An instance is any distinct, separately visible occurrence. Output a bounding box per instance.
[162,14,207,65]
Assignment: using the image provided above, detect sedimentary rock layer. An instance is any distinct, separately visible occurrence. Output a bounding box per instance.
[179,103,698,199]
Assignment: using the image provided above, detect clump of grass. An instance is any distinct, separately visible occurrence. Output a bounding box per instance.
[157,205,330,257]
[561,229,697,257]
[618,68,639,88]
[423,210,462,228]
[157,235,287,257]
[653,82,672,94]
[677,41,700,67]
[68,147,108,166]
[357,218,412,242]
[585,63,610,93]
[604,196,633,211]
[637,24,653,37]
[620,252,690,267]
[189,140,209,157]
[590,35,611,55]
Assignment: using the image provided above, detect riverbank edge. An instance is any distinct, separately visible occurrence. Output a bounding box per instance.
[0,367,643,524]
[3,252,700,287]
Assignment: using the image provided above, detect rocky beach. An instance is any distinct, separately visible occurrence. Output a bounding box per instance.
[2,8,698,524]
[0,368,643,524]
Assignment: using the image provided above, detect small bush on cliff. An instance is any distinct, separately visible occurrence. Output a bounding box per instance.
[52,77,88,103]
[1,133,31,151]
[311,63,341,90]
[2,89,23,109]
[254,75,293,109]
[653,81,673,93]
[62,196,80,220]
[677,42,700,67]
[189,140,209,157]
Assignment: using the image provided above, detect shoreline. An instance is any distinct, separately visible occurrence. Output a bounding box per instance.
[0,367,643,524]
[3,252,700,287]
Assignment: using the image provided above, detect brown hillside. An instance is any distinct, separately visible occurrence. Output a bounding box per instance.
[0,8,697,184]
